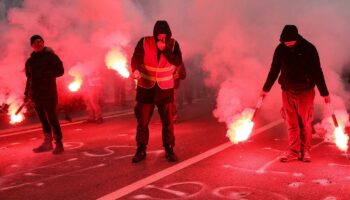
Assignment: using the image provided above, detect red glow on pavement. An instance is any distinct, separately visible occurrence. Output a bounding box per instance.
[226,108,255,144]
[105,49,130,78]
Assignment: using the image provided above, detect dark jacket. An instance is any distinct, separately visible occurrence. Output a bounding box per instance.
[263,36,329,96]
[24,47,64,103]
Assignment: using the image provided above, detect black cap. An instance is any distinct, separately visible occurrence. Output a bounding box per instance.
[280,25,299,42]
[30,35,44,46]
[153,20,172,40]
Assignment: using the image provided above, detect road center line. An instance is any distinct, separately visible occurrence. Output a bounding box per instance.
[97,119,283,200]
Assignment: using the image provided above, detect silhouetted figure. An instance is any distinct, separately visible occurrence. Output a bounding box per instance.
[24,35,64,154]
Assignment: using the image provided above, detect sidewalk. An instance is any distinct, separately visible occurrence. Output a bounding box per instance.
[0,102,134,136]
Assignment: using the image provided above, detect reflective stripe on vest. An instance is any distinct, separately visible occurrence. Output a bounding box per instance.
[137,36,176,89]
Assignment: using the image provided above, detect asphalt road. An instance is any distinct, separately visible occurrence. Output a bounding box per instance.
[0,99,349,200]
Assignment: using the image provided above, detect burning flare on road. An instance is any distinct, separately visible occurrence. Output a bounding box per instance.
[334,126,349,152]
[226,108,255,144]
[226,96,264,144]
[327,103,349,152]
[9,102,25,124]
[105,49,130,78]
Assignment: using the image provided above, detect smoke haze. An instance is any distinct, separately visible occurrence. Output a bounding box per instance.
[0,0,349,128]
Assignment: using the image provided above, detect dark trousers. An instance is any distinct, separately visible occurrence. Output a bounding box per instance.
[134,102,175,147]
[282,89,315,154]
[34,101,63,142]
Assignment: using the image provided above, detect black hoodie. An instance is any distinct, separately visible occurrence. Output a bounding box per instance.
[262,36,329,96]
[24,47,64,103]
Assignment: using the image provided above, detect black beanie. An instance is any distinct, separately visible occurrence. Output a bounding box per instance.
[30,35,44,45]
[280,25,299,42]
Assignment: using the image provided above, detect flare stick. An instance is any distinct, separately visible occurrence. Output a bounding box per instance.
[251,96,265,121]
[15,101,28,115]
[327,103,339,127]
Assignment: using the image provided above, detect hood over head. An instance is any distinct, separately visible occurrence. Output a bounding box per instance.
[280,25,300,42]
[153,20,172,40]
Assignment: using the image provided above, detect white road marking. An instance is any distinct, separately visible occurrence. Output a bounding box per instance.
[97,119,284,200]
[83,145,135,157]
[255,140,325,174]
[3,158,78,178]
[328,163,350,167]
[0,163,106,191]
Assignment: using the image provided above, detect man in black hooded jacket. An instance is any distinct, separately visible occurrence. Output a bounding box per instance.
[24,35,65,154]
[131,20,183,163]
[261,25,330,163]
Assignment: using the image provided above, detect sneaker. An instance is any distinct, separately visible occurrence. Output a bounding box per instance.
[280,152,299,163]
[165,146,178,162]
[132,146,146,163]
[301,151,311,162]
[52,142,64,155]
[33,142,53,153]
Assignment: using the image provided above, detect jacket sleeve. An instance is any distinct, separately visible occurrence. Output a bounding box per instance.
[24,61,31,96]
[45,53,64,78]
[131,38,144,72]
[262,47,281,92]
[307,46,329,96]
[178,63,186,80]
[162,40,183,66]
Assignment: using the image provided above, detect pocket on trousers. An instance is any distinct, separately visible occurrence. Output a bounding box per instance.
[280,108,286,120]
[307,107,314,123]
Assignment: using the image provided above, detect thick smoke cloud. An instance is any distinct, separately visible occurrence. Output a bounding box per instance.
[139,0,350,128]
[0,0,146,107]
[1,0,349,128]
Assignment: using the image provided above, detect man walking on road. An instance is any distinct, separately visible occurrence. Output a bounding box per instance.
[261,25,331,163]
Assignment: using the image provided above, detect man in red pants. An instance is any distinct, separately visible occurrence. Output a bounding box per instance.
[131,20,183,163]
[261,25,331,162]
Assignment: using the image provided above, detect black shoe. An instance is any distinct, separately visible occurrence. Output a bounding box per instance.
[52,142,64,155]
[33,142,53,153]
[165,146,178,162]
[132,146,146,163]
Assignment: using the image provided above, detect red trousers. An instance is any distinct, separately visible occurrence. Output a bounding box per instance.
[282,89,315,154]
